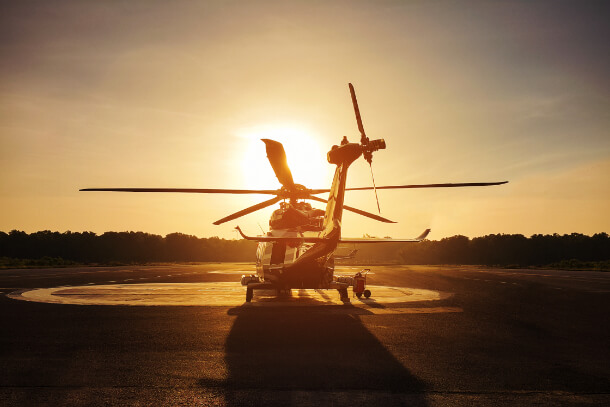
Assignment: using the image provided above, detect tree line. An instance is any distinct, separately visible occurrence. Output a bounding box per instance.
[0,230,608,268]
[398,233,609,267]
[0,230,257,264]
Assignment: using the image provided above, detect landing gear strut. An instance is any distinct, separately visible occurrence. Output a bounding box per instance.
[339,287,350,303]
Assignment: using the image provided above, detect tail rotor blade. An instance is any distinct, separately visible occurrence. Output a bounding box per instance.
[349,83,367,142]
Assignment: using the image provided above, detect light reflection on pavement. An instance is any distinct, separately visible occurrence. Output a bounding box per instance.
[9,282,458,313]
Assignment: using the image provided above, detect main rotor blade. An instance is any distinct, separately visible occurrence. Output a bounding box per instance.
[344,181,509,192]
[306,188,331,194]
[307,195,395,223]
[80,188,280,194]
[213,196,282,225]
[305,181,508,195]
[261,139,295,190]
[348,83,366,138]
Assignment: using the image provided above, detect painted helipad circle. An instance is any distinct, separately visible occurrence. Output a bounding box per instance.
[9,283,455,311]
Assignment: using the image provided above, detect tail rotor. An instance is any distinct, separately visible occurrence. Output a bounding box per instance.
[348,83,386,213]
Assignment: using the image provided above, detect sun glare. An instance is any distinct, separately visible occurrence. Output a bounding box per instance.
[238,124,333,191]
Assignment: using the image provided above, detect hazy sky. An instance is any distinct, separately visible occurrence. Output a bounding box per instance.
[1,0,609,239]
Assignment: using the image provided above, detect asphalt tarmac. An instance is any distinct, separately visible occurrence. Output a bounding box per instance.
[1,263,609,406]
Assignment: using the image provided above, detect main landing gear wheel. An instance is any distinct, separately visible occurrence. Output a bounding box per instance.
[363,289,371,298]
[246,287,253,303]
[356,292,363,298]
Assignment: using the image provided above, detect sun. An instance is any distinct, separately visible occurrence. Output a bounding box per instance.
[238,124,333,191]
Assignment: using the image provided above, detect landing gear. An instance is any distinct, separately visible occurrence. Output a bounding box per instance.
[244,281,274,303]
[339,288,350,303]
[356,292,363,299]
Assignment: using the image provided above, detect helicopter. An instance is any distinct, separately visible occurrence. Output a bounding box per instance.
[81,83,507,303]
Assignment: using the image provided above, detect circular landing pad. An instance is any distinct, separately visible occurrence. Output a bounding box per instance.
[8,283,459,313]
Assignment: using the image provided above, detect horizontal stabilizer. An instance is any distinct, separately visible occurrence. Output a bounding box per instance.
[339,228,430,243]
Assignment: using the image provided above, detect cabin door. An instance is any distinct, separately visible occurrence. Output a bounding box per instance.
[270,242,286,265]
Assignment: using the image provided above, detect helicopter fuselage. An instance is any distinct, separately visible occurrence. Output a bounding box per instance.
[255,202,335,288]
[248,141,365,290]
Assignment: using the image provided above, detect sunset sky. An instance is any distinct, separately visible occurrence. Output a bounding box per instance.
[1,1,608,240]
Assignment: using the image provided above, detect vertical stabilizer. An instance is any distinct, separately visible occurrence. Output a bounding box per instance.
[321,143,363,239]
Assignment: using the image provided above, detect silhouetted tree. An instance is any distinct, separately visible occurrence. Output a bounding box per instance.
[399,233,610,266]
[0,230,257,264]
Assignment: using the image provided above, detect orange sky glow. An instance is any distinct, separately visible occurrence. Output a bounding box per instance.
[1,1,609,240]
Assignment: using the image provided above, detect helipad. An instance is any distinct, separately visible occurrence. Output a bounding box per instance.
[9,282,458,313]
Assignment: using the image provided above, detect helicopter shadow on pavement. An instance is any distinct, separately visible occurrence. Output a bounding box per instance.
[199,301,429,406]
